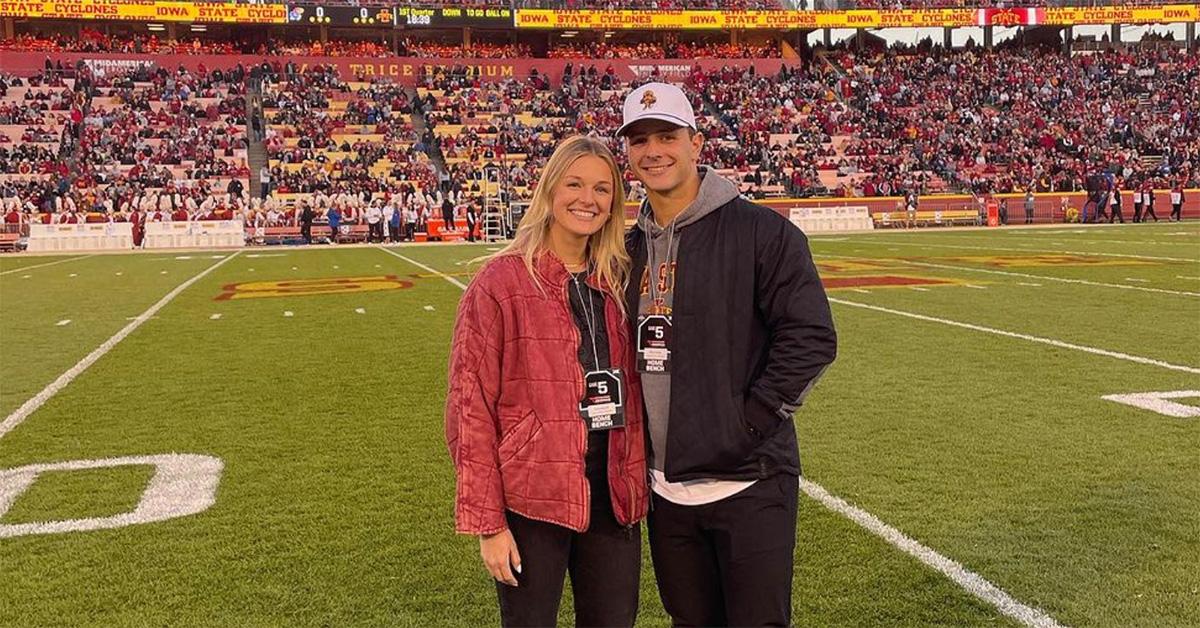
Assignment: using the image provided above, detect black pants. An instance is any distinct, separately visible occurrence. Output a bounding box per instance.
[369,221,383,242]
[1171,204,1182,221]
[496,508,640,627]
[1110,205,1124,223]
[300,222,311,244]
[1144,203,1158,221]
[648,472,799,627]
[1133,203,1143,222]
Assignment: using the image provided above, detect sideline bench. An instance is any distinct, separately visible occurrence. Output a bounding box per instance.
[874,210,980,228]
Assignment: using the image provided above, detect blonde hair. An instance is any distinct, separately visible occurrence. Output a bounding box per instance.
[493,135,630,315]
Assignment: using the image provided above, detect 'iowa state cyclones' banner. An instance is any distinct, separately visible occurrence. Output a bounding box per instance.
[513,4,1199,29]
[0,1,288,23]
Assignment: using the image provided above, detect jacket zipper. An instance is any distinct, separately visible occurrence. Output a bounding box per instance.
[563,278,590,531]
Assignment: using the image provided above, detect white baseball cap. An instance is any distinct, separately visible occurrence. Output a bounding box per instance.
[615,82,697,137]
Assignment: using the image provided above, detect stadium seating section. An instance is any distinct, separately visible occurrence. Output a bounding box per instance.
[2,37,1196,232]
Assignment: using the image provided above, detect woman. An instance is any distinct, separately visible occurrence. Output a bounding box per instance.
[445,135,648,627]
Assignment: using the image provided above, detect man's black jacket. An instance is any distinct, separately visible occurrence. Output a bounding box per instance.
[625,196,837,482]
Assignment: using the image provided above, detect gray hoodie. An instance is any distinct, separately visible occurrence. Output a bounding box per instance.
[636,167,740,472]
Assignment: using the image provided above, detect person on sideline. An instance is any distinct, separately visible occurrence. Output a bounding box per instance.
[617,82,838,627]
[445,135,648,627]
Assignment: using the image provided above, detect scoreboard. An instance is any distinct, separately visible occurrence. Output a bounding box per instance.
[397,7,514,28]
[286,5,397,27]
[285,5,513,28]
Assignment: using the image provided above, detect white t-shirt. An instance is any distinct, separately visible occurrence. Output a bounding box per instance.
[650,469,756,506]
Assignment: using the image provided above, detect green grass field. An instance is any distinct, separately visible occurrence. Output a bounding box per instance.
[1,222,1198,627]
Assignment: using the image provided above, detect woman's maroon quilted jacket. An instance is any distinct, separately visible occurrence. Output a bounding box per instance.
[445,252,649,535]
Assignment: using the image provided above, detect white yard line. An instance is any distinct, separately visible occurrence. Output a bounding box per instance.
[0,255,96,276]
[816,254,1200,298]
[0,251,241,440]
[801,480,1065,628]
[395,248,1067,628]
[377,246,468,290]
[830,297,1200,374]
[1100,391,1200,419]
[843,238,1199,263]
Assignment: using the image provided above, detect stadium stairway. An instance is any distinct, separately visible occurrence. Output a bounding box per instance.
[61,77,88,186]
[246,78,267,199]
[408,86,451,187]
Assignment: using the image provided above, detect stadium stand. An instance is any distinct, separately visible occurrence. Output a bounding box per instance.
[0,6,1196,246]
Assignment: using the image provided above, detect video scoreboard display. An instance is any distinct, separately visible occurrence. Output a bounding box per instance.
[283,5,513,28]
[397,7,513,28]
[286,4,397,27]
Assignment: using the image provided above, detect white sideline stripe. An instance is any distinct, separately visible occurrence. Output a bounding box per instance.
[964,284,987,289]
[800,480,1065,628]
[1124,278,1148,283]
[1101,391,1200,419]
[830,297,1200,374]
[0,255,95,276]
[851,288,871,294]
[847,238,1199,263]
[417,250,1066,628]
[890,259,1199,297]
[0,251,241,441]
[1018,282,1043,287]
[377,246,468,290]
[815,254,1198,297]
[909,287,930,292]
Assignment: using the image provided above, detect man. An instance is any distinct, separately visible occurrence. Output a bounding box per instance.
[1142,179,1159,222]
[403,202,417,242]
[327,203,341,244]
[440,193,456,230]
[300,200,315,244]
[1024,189,1036,224]
[259,165,271,201]
[365,199,384,243]
[1132,182,1144,223]
[465,200,478,242]
[1109,181,1125,223]
[1169,181,1184,222]
[617,83,837,627]
[905,189,918,229]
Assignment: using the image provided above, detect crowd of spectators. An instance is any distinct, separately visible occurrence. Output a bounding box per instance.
[3,39,1197,226]
[826,44,1198,197]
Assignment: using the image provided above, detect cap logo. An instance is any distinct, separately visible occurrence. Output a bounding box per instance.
[640,90,657,110]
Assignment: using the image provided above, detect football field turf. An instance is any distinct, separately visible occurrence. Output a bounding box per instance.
[1,222,1198,627]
